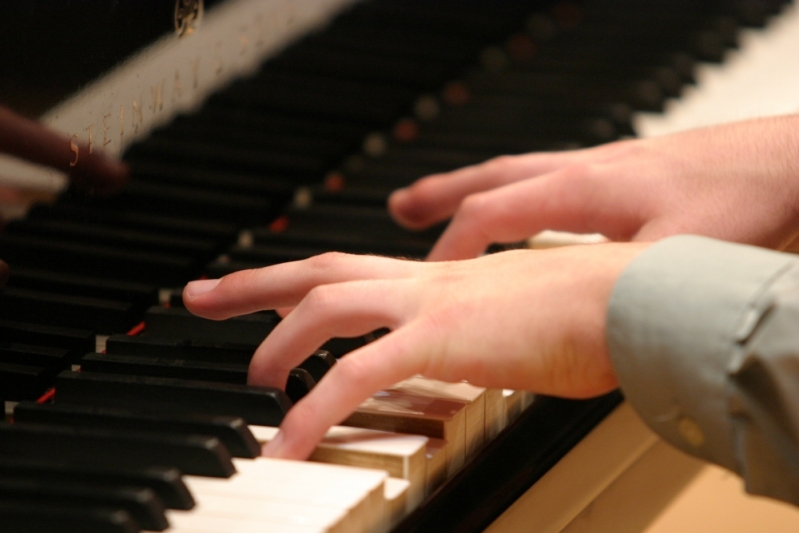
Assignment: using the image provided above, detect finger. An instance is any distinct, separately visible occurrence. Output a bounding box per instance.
[247,278,414,388]
[183,252,421,320]
[0,106,129,194]
[261,324,430,460]
[427,165,647,261]
[389,150,592,229]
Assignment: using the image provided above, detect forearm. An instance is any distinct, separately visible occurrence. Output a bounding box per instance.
[607,235,799,505]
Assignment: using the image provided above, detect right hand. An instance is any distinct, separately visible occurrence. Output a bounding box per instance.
[388,114,799,260]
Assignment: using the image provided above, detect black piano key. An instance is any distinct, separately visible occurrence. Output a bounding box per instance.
[27,202,238,243]
[55,371,292,427]
[106,334,255,365]
[321,336,371,358]
[129,160,296,200]
[105,335,333,381]
[0,457,194,510]
[0,233,196,286]
[78,352,315,404]
[0,421,236,478]
[204,258,267,278]
[0,477,168,532]
[0,342,72,368]
[0,362,56,401]
[0,318,94,356]
[172,107,367,148]
[5,266,158,311]
[14,402,260,459]
[463,69,667,112]
[144,306,278,345]
[297,350,337,382]
[225,244,332,267]
[0,286,138,332]
[5,218,219,260]
[0,501,138,533]
[266,204,441,246]
[97,180,282,227]
[125,138,330,185]
[285,367,315,402]
[211,70,416,127]
[269,46,461,91]
[148,122,351,162]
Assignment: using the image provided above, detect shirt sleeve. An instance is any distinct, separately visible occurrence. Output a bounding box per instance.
[607,235,799,506]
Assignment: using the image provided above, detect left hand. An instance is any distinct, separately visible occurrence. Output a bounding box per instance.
[183,243,648,460]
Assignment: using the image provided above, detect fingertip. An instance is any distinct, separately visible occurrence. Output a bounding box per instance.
[183,278,221,301]
[388,187,433,230]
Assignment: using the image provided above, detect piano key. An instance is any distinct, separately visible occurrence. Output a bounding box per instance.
[396,377,489,459]
[170,108,367,149]
[98,180,282,227]
[0,422,235,478]
[0,233,196,286]
[0,341,71,368]
[4,219,218,260]
[0,457,194,510]
[250,424,427,510]
[297,350,337,382]
[13,402,261,459]
[0,362,56,401]
[463,69,667,112]
[0,501,139,533]
[147,124,350,164]
[186,457,388,533]
[0,318,95,355]
[27,202,239,243]
[344,385,468,477]
[143,306,278,345]
[0,286,139,332]
[105,335,255,365]
[0,477,168,532]
[125,139,330,186]
[78,353,315,404]
[5,266,159,311]
[384,477,411,527]
[55,371,292,427]
[129,160,296,200]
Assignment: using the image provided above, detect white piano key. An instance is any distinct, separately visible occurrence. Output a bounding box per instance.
[185,457,388,533]
[250,424,427,510]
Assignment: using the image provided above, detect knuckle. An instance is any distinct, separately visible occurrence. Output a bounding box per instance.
[333,355,373,390]
[458,192,492,220]
[484,154,517,174]
[302,284,339,314]
[305,251,349,271]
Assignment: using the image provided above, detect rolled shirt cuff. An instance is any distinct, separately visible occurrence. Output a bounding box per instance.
[607,235,797,472]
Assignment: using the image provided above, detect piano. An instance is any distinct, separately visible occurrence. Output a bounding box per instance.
[1,1,797,532]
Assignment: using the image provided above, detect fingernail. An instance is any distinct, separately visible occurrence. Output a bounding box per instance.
[261,430,286,458]
[389,188,409,204]
[185,278,220,298]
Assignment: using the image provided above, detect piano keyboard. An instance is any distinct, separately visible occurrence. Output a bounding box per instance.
[1,0,795,531]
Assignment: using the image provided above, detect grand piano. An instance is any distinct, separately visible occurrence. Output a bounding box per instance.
[0,1,796,532]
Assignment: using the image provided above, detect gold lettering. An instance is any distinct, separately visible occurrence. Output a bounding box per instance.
[132,99,143,134]
[102,114,112,147]
[190,58,200,89]
[150,81,164,113]
[119,106,125,138]
[84,123,95,154]
[173,70,183,102]
[69,133,79,167]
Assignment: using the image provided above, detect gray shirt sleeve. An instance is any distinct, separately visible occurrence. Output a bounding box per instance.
[607,235,799,506]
